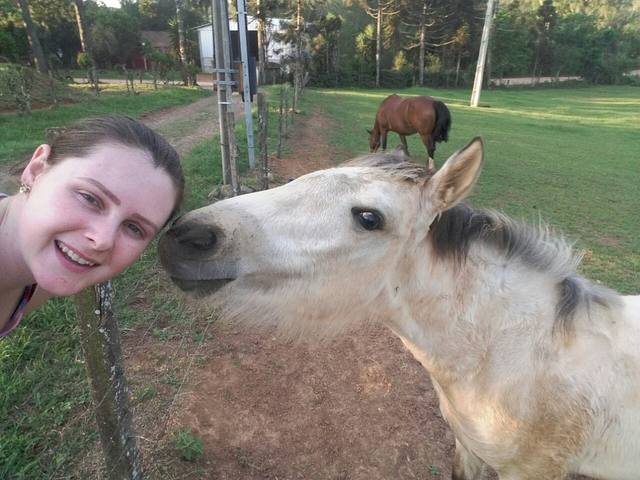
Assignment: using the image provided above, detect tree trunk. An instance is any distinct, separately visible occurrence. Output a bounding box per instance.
[73,0,91,54]
[175,0,189,85]
[375,3,382,87]
[73,0,98,94]
[257,0,266,84]
[293,0,303,111]
[17,0,48,74]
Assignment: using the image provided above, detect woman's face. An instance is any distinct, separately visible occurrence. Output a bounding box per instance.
[19,143,177,295]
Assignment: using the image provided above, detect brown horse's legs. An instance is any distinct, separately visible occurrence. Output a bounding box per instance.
[381,130,389,151]
[420,133,436,159]
[399,135,409,156]
[452,439,490,480]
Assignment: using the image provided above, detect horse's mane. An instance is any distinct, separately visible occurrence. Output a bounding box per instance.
[429,205,619,333]
[342,150,434,181]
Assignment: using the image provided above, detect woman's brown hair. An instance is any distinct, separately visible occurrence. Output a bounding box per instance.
[46,115,184,221]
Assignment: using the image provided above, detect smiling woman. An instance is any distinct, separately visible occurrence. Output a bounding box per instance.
[0,115,183,338]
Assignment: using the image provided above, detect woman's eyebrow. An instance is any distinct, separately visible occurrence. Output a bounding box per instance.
[79,177,160,233]
[80,177,121,205]
[131,213,160,234]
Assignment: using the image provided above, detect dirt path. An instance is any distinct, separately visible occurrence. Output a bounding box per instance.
[142,94,242,157]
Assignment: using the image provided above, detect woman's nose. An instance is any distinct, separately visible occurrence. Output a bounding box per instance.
[85,219,119,251]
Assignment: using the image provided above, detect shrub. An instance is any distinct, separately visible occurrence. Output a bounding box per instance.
[173,428,203,461]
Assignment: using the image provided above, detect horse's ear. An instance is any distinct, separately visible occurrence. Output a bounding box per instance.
[425,137,483,212]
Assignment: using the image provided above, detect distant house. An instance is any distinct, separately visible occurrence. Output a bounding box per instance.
[195,17,293,74]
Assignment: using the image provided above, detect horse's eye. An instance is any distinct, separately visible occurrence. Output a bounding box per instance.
[353,208,384,231]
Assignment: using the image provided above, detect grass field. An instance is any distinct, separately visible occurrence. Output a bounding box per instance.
[0,84,638,478]
[0,84,209,169]
[300,85,640,294]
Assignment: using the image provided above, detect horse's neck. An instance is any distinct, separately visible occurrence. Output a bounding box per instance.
[389,244,560,384]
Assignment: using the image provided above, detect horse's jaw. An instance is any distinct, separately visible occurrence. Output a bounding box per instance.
[169,277,235,297]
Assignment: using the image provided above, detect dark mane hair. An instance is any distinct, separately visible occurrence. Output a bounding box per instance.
[429,204,619,333]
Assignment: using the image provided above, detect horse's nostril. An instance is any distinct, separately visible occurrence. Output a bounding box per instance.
[176,224,218,252]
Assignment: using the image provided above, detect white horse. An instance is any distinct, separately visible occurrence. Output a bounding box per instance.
[158,138,640,480]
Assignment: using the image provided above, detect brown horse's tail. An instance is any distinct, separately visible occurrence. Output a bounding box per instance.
[433,101,452,143]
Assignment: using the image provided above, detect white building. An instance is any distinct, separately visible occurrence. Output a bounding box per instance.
[195,17,294,74]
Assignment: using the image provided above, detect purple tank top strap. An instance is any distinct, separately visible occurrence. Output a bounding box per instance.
[0,284,38,338]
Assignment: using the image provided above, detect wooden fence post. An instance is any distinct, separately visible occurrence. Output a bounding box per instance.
[74,282,143,480]
[283,85,289,135]
[257,91,269,190]
[277,85,284,159]
[226,111,241,197]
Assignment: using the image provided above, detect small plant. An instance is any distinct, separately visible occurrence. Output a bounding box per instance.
[133,385,157,402]
[0,64,32,114]
[173,428,203,461]
[428,464,440,476]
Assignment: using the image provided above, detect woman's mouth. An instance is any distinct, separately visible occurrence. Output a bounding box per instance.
[55,240,97,268]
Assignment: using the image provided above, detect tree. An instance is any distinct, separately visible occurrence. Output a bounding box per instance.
[399,0,452,86]
[174,0,188,76]
[16,0,48,73]
[531,0,557,80]
[492,4,532,77]
[72,0,98,92]
[358,0,400,86]
[308,12,342,76]
[90,8,140,68]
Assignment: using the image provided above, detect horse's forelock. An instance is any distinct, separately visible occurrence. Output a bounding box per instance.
[342,152,433,182]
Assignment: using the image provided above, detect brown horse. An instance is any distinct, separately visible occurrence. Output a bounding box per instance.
[368,94,451,158]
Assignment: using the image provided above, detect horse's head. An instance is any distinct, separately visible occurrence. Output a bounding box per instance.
[158,138,483,334]
[367,128,380,152]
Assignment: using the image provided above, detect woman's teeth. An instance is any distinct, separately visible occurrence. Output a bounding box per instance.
[56,241,96,266]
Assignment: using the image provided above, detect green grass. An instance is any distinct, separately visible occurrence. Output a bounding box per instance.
[62,69,156,81]
[0,84,210,167]
[300,85,640,294]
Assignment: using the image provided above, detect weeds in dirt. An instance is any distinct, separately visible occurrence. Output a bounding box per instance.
[172,428,204,461]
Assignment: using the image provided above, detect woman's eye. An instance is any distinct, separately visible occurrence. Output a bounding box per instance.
[126,222,145,238]
[79,192,101,208]
[353,209,383,231]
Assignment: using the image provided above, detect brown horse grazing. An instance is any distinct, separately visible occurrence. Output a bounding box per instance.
[368,94,451,158]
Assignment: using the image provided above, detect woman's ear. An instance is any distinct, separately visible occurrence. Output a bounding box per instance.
[21,144,51,186]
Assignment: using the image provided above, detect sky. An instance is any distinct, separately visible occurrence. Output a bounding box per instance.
[100,0,121,8]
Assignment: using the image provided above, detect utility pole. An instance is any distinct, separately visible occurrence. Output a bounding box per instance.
[237,0,256,169]
[470,0,496,107]
[211,0,235,184]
